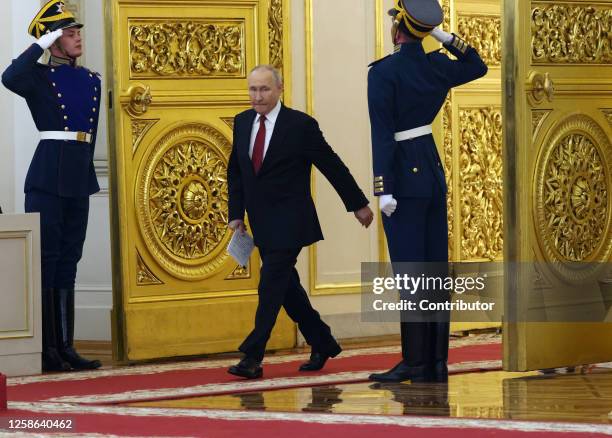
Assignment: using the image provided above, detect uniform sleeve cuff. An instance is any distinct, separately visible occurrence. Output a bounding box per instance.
[445,34,469,54]
[373,176,393,196]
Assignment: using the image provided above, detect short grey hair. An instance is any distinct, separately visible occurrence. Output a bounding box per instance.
[249,64,283,87]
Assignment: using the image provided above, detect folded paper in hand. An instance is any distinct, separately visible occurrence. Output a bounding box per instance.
[227,231,254,267]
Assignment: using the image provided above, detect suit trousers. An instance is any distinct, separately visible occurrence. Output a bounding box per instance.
[382,180,449,366]
[25,190,89,289]
[239,247,338,362]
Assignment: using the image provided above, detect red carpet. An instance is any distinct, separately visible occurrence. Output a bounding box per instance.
[7,342,501,404]
[5,407,610,438]
[5,338,606,436]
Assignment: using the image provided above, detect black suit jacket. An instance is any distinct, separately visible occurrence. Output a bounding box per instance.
[228,104,368,249]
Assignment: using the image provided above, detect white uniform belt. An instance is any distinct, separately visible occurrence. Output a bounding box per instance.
[394,125,432,142]
[40,131,92,143]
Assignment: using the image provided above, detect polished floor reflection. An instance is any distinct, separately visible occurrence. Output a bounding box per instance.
[130,369,612,424]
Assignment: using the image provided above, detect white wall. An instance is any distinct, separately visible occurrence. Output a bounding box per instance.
[0,0,15,214]
[73,0,112,341]
[10,0,40,214]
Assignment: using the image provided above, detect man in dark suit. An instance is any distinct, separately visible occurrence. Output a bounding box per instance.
[367,0,487,383]
[2,0,102,371]
[227,65,374,379]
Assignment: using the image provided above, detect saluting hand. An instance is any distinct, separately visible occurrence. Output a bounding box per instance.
[36,29,64,50]
[430,27,453,44]
[354,206,374,228]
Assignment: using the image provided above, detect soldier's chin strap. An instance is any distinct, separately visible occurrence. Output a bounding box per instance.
[52,40,76,66]
[389,0,407,44]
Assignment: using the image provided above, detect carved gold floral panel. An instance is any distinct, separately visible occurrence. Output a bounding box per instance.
[129,20,245,77]
[226,264,251,280]
[532,110,551,140]
[136,123,233,280]
[457,15,501,66]
[442,98,454,259]
[441,0,450,32]
[136,251,163,285]
[459,107,504,261]
[602,109,612,127]
[131,118,159,154]
[268,0,283,72]
[534,115,612,279]
[532,3,612,64]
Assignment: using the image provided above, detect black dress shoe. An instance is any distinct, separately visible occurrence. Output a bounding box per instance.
[59,348,102,370]
[299,343,341,371]
[369,360,428,383]
[299,352,331,371]
[42,348,71,372]
[228,357,263,379]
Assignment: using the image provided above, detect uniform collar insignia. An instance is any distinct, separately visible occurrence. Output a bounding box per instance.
[49,54,75,67]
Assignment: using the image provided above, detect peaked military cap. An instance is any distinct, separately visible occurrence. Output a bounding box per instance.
[388,0,443,40]
[28,0,83,39]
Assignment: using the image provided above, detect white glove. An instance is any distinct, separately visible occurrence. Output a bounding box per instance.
[36,29,63,50]
[379,194,397,217]
[430,27,453,44]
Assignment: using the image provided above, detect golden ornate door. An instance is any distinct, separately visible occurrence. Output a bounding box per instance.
[503,0,612,370]
[105,0,295,361]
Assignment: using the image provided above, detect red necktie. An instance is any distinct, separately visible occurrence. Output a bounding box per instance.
[252,115,266,174]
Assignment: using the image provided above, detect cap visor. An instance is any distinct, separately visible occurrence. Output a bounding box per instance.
[60,22,83,30]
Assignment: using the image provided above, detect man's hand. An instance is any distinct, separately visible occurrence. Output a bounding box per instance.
[379,194,397,217]
[228,219,247,234]
[36,29,63,50]
[430,27,453,44]
[354,206,374,228]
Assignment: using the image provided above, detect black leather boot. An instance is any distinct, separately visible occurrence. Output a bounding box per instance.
[41,289,71,372]
[369,322,429,382]
[55,288,101,370]
[429,321,450,383]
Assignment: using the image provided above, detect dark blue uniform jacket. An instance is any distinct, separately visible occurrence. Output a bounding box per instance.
[2,44,100,197]
[368,37,487,198]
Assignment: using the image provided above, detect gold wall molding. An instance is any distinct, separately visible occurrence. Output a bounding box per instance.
[225,264,251,280]
[534,114,612,279]
[136,251,163,285]
[269,0,284,72]
[459,107,504,261]
[442,97,454,260]
[131,118,159,154]
[601,109,612,127]
[531,110,551,140]
[129,20,245,77]
[532,3,612,64]
[220,117,235,131]
[441,0,451,32]
[457,14,501,66]
[136,123,232,280]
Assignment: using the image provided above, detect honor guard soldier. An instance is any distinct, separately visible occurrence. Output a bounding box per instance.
[2,0,102,371]
[367,0,487,383]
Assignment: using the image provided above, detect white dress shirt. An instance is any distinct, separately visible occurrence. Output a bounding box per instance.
[249,100,282,160]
